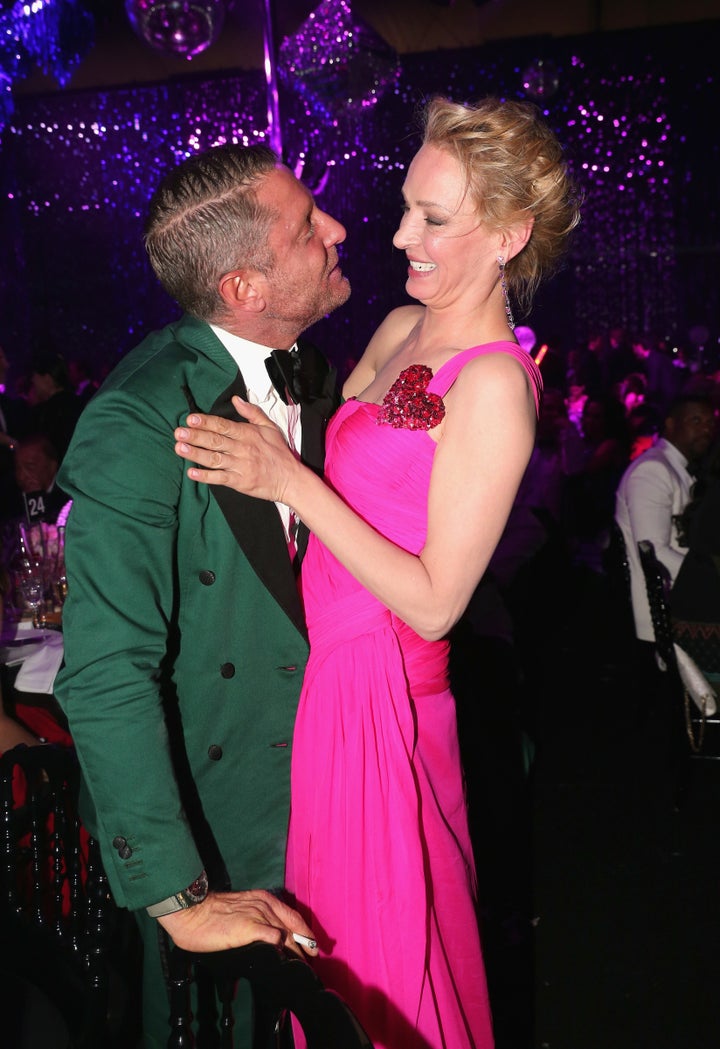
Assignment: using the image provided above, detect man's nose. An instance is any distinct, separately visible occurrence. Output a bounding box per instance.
[319,209,346,246]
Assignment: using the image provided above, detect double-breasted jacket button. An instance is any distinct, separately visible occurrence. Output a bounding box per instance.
[208,744,223,761]
[112,835,127,850]
[199,570,216,586]
[220,662,235,679]
[118,844,133,860]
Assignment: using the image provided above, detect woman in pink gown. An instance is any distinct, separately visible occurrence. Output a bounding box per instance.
[175,96,580,1049]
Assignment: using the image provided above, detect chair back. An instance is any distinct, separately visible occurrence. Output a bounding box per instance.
[168,941,374,1049]
[637,540,680,676]
[0,743,120,1046]
[604,521,636,642]
[636,540,720,758]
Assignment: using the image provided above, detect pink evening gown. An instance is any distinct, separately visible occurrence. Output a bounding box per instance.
[286,342,542,1049]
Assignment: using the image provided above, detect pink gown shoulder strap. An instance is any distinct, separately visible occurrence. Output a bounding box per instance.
[429,340,543,416]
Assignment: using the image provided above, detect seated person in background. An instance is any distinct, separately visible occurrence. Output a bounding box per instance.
[615,394,716,643]
[1,435,70,622]
[671,442,720,682]
[27,352,82,463]
[11,434,71,524]
[1,434,71,592]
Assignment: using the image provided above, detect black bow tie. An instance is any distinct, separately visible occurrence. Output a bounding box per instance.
[265,343,337,407]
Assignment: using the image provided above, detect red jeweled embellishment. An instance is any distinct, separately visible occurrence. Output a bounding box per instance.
[376,364,446,430]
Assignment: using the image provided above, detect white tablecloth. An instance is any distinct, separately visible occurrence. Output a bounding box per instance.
[0,620,64,695]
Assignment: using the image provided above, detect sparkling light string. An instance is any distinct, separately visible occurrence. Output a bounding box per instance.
[1,22,717,374]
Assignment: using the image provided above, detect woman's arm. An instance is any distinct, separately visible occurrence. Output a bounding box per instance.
[175,353,535,640]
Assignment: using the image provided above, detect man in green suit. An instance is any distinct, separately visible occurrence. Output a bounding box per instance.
[54,144,350,1045]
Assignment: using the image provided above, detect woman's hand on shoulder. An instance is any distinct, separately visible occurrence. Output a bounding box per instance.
[343,305,424,400]
[174,398,301,504]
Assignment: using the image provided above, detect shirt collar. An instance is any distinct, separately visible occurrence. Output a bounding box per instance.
[209,324,288,400]
[657,436,689,472]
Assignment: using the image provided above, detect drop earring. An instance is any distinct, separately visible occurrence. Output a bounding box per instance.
[498,255,515,331]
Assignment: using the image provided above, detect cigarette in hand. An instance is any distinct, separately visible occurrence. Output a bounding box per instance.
[292,932,317,950]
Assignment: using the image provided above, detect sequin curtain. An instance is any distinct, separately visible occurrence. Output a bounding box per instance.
[1,22,718,379]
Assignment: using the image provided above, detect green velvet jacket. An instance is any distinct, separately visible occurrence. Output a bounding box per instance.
[55,314,339,910]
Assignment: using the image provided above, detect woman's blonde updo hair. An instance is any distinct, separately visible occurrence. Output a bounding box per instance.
[423,96,581,315]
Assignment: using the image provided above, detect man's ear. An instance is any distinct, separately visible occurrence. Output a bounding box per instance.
[218,270,267,314]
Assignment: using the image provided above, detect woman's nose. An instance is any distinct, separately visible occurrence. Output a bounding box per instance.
[393,211,414,250]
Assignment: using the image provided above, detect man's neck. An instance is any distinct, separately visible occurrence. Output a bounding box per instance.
[212,315,299,353]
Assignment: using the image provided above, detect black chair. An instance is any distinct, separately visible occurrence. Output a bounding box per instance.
[167,941,374,1049]
[603,522,637,647]
[637,540,719,757]
[0,743,140,1048]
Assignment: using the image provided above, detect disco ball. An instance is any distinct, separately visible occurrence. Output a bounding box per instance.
[521,58,560,101]
[280,0,400,119]
[125,0,226,58]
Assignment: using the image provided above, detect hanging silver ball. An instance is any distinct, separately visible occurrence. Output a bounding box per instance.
[125,0,226,58]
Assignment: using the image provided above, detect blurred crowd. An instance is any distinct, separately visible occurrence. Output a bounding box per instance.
[451,324,720,758]
[3,327,719,639]
[0,347,101,549]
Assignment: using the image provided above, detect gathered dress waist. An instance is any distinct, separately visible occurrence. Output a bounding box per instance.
[307,589,449,698]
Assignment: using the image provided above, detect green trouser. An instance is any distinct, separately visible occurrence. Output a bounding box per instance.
[134,909,253,1049]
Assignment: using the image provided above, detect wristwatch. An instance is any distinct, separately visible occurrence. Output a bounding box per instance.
[146,870,209,918]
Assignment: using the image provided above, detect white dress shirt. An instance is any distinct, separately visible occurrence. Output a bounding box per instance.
[615,436,694,641]
[210,325,301,544]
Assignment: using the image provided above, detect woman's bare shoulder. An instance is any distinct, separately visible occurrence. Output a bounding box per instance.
[343,305,424,398]
[444,348,539,428]
[371,306,424,359]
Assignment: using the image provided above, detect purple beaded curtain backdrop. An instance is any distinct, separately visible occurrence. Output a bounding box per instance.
[0,20,718,380]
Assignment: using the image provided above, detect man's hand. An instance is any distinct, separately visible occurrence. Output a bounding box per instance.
[157,889,318,958]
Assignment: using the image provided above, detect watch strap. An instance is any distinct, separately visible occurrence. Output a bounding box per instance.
[146,870,209,918]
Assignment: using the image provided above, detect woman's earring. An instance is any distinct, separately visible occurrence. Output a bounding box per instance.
[498,255,515,331]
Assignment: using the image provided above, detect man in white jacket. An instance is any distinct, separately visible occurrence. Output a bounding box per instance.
[615,394,715,642]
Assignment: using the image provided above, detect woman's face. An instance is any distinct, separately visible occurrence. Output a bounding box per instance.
[392,144,502,309]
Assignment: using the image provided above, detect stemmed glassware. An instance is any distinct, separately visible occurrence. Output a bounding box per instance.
[10,521,68,629]
[15,559,45,621]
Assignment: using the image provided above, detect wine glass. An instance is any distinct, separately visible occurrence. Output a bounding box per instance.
[16,561,45,623]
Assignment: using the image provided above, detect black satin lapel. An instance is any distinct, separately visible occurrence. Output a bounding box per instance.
[295,339,341,563]
[203,373,307,640]
[296,406,324,563]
